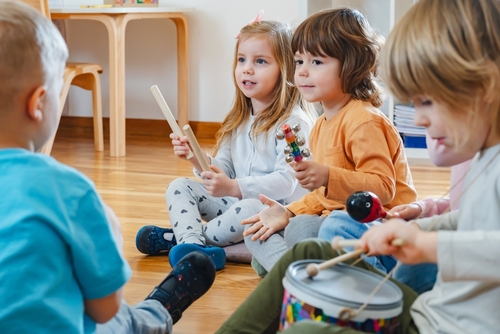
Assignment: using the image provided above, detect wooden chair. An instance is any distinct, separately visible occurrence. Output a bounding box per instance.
[20,0,104,155]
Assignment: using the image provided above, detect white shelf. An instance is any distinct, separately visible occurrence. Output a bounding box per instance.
[405,147,429,159]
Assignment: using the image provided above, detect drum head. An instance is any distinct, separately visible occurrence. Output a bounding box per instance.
[285,260,402,311]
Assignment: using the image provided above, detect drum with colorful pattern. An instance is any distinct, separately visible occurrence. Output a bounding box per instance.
[280,260,403,333]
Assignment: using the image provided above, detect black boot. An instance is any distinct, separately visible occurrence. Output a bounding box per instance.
[146,251,216,324]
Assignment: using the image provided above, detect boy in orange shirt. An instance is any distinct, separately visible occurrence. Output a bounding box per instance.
[242,8,416,274]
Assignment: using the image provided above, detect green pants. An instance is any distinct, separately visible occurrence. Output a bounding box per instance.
[216,239,419,334]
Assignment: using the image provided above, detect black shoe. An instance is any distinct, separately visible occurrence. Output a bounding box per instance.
[135,225,177,255]
[146,251,216,324]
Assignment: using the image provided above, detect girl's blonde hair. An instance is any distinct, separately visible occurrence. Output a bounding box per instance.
[381,0,500,138]
[213,21,312,155]
[291,8,385,108]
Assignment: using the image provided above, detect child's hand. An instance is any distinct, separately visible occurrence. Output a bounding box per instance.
[242,194,292,241]
[389,203,422,220]
[201,165,241,198]
[360,219,437,264]
[292,160,329,190]
[169,133,193,160]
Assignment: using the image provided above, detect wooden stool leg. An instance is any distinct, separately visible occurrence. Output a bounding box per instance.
[90,70,104,152]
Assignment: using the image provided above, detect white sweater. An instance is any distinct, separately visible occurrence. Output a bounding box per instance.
[207,106,314,204]
[412,143,500,333]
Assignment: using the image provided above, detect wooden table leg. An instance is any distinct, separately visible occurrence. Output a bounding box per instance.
[172,14,189,128]
[79,14,126,157]
[52,12,190,157]
[111,15,127,157]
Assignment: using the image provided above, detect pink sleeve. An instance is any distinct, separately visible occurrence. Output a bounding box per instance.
[414,197,451,218]
[433,198,451,215]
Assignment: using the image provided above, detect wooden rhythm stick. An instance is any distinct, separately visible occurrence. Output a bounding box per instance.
[183,124,211,172]
[331,237,364,249]
[306,248,366,277]
[306,237,406,277]
[150,85,194,160]
[331,236,405,250]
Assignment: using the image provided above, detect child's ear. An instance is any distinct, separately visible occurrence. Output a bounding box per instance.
[27,86,47,122]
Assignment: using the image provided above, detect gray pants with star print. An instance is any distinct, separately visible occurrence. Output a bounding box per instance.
[166,178,267,246]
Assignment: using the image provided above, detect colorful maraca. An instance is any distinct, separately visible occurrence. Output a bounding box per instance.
[346,191,393,223]
[276,123,310,163]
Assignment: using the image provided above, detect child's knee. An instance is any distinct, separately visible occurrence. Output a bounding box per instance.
[243,224,255,245]
[291,239,333,264]
[238,198,266,215]
[166,178,196,197]
[319,212,349,232]
[318,211,364,240]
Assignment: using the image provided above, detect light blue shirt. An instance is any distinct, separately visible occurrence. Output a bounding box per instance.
[0,149,131,333]
[413,144,500,334]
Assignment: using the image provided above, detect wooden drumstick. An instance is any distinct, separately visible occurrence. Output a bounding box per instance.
[331,236,362,249]
[150,85,194,160]
[306,248,366,277]
[183,124,211,172]
[306,237,406,277]
[331,236,406,250]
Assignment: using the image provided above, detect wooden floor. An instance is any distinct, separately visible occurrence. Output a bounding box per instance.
[50,129,450,334]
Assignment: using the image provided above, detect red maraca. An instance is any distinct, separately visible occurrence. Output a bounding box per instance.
[346,191,393,223]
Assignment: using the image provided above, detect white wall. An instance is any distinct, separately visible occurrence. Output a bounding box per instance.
[65,0,413,121]
[65,1,307,121]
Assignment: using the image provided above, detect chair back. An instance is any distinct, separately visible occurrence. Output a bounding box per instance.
[18,0,51,19]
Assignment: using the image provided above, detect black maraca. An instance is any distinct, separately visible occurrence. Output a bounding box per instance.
[346,191,393,223]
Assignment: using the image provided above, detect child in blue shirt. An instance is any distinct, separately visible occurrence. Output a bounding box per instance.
[0,1,215,333]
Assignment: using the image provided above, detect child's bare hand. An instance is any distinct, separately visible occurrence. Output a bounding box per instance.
[389,203,422,220]
[292,160,329,190]
[360,219,437,264]
[169,133,193,160]
[201,165,241,198]
[242,195,291,241]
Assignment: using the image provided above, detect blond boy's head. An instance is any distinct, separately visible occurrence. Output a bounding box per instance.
[381,0,500,140]
[0,0,68,151]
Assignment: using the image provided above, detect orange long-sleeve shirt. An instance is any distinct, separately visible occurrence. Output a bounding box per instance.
[286,99,417,216]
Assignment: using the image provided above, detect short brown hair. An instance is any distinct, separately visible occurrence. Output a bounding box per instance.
[292,8,385,107]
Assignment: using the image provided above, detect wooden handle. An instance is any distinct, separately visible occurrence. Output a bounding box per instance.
[331,237,361,249]
[306,248,365,277]
[331,236,405,250]
[150,85,193,160]
[307,235,405,277]
[183,124,211,172]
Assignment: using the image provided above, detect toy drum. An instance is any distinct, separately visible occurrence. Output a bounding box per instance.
[280,260,403,333]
